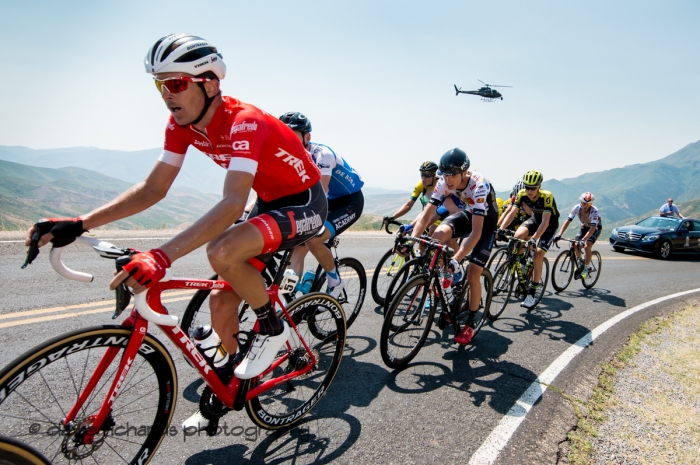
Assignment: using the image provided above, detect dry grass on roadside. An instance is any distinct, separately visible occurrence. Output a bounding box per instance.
[559,302,700,465]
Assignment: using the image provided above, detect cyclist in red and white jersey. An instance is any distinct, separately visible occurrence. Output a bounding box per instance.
[554,192,602,278]
[24,33,326,432]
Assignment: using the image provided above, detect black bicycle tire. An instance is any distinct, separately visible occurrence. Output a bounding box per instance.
[488,261,516,321]
[309,257,367,330]
[0,435,52,465]
[551,250,573,292]
[452,267,493,337]
[245,292,346,430]
[582,251,602,289]
[370,248,404,306]
[486,246,508,274]
[379,275,436,369]
[0,326,177,465]
[382,256,426,316]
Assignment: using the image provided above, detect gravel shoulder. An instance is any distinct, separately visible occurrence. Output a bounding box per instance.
[565,300,700,464]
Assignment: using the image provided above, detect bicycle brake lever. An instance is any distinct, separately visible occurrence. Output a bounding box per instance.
[113,282,132,319]
[21,221,53,269]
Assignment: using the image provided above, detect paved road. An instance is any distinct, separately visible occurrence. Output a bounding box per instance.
[0,231,698,464]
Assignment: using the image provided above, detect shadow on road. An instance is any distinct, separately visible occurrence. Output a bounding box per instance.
[183,335,382,464]
[550,287,626,308]
[382,330,538,415]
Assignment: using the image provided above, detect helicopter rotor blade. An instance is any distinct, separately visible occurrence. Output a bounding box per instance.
[478,79,487,86]
[490,84,512,88]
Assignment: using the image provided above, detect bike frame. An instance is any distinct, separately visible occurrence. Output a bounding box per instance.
[63,277,317,444]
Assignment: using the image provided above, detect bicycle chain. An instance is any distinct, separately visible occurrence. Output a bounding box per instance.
[198,387,231,436]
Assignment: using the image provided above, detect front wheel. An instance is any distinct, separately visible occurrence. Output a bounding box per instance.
[488,261,516,321]
[383,256,427,317]
[551,250,574,292]
[582,251,602,289]
[380,275,436,369]
[371,249,408,305]
[311,257,367,329]
[0,326,177,465]
[0,435,52,465]
[529,256,550,308]
[245,292,346,430]
[657,240,672,259]
[486,246,508,275]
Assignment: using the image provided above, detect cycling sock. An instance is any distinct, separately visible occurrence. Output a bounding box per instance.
[528,282,540,297]
[252,301,282,336]
[326,268,341,287]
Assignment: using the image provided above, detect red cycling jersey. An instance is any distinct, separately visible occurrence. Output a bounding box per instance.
[159,96,321,202]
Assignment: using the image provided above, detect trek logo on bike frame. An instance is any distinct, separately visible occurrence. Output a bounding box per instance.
[108,356,134,405]
[170,326,212,375]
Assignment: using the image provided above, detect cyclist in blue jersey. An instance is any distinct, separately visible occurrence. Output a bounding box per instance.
[281,112,364,298]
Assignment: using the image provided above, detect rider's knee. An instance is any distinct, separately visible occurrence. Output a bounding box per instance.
[433,226,452,242]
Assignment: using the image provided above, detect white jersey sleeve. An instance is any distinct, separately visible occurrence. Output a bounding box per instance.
[310,144,337,176]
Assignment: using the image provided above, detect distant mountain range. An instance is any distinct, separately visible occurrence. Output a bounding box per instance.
[497,140,700,223]
[0,160,220,230]
[1,140,699,228]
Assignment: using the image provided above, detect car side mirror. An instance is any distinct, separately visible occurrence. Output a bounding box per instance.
[679,228,689,234]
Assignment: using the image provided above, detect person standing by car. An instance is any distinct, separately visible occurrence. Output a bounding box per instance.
[659,198,684,218]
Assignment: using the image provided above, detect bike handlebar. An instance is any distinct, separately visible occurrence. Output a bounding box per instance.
[404,235,454,257]
[383,218,405,234]
[47,236,179,327]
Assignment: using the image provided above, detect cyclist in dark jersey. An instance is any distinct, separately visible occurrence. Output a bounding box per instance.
[280,112,364,297]
[24,34,327,432]
[498,170,559,309]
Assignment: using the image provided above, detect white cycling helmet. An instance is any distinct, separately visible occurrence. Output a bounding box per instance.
[580,192,595,203]
[145,33,226,79]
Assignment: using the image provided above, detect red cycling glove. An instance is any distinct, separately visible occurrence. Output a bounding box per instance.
[121,249,172,287]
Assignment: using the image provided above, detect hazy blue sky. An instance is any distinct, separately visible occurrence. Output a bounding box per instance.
[1,1,698,190]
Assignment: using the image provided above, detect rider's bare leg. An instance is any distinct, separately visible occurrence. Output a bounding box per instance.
[207,222,281,336]
[290,244,309,277]
[305,228,336,272]
[209,290,242,355]
[467,263,482,312]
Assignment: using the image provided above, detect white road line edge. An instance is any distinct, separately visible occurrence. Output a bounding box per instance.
[468,287,700,465]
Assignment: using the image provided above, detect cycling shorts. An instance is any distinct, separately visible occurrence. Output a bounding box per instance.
[520,216,560,252]
[322,190,364,239]
[247,182,328,267]
[575,224,602,244]
[442,211,496,267]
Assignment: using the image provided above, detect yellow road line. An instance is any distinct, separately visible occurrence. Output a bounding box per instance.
[0,294,194,326]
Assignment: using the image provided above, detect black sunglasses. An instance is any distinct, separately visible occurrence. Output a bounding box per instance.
[524,186,539,191]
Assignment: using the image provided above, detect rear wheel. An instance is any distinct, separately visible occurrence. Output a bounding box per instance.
[245,292,346,429]
[486,246,508,276]
[582,251,602,289]
[371,249,408,306]
[380,276,436,369]
[551,250,574,292]
[312,257,367,329]
[0,326,177,465]
[0,435,52,465]
[453,267,493,337]
[489,261,516,321]
[657,240,672,259]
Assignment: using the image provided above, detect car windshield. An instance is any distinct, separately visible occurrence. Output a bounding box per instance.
[636,217,680,231]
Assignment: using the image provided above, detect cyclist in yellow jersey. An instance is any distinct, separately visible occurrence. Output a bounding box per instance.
[498,170,559,309]
[383,161,462,233]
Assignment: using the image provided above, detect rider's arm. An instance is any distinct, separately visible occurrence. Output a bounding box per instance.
[453,214,484,262]
[580,227,596,242]
[497,204,514,229]
[320,175,332,194]
[558,218,572,237]
[159,170,253,261]
[499,204,518,230]
[411,203,438,238]
[532,212,551,242]
[391,199,416,220]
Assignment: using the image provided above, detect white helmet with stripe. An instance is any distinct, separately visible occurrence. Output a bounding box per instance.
[144,33,226,79]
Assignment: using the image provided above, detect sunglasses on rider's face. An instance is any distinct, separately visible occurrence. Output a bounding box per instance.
[524,186,539,191]
[420,172,434,178]
[154,77,212,94]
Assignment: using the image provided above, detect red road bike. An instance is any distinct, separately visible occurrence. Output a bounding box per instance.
[0,232,346,464]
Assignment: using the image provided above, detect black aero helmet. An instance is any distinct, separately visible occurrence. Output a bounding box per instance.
[419,161,438,173]
[439,148,470,175]
[279,112,312,134]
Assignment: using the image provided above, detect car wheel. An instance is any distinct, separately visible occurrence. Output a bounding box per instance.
[657,240,672,259]
[612,246,625,252]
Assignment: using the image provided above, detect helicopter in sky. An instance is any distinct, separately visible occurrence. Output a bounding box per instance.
[454,80,512,101]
